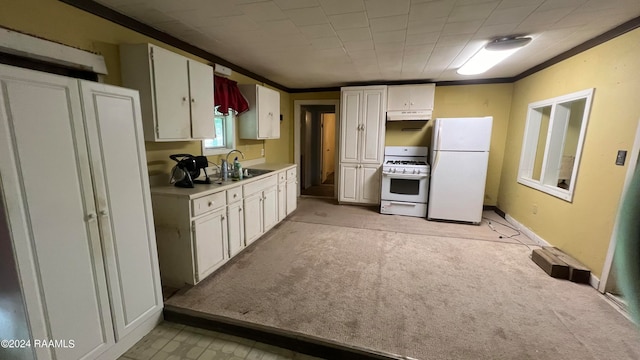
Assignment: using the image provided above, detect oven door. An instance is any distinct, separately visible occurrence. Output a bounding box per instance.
[381,172,429,203]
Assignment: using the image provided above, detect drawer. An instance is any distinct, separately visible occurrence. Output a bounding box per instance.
[277,171,286,184]
[192,191,226,217]
[227,186,243,203]
[286,167,296,180]
[243,174,277,196]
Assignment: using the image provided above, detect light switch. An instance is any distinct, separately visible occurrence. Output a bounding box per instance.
[616,150,627,166]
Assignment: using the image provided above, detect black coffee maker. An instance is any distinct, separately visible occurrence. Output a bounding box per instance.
[169,154,211,188]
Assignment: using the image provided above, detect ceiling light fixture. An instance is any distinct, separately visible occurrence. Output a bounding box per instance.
[457,36,533,76]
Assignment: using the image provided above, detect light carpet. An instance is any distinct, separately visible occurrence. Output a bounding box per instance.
[165,198,640,360]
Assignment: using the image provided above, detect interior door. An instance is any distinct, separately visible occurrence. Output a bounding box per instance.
[79,81,162,341]
[322,113,336,182]
[151,45,191,140]
[0,65,115,360]
[188,60,215,139]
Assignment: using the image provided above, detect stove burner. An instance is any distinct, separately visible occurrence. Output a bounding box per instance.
[385,160,427,165]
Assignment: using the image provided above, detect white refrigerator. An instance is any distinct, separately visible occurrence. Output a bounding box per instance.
[427,117,493,224]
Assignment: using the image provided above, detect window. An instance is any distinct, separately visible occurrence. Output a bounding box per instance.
[517,89,594,202]
[202,107,235,155]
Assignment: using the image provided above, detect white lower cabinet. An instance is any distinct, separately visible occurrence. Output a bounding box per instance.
[339,163,380,204]
[286,170,298,215]
[227,200,245,257]
[243,192,263,246]
[243,175,278,245]
[0,64,162,360]
[152,165,297,287]
[278,183,287,221]
[263,185,278,232]
[193,208,228,282]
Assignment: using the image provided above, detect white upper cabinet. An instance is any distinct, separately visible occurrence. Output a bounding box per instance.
[188,60,216,139]
[238,84,280,140]
[339,86,387,164]
[387,84,435,112]
[119,43,215,142]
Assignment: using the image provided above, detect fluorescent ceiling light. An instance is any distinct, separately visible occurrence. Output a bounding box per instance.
[457,36,532,75]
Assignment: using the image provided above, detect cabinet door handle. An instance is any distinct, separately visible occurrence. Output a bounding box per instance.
[99,210,108,216]
[221,215,225,220]
[191,98,195,103]
[182,96,187,102]
[239,207,242,212]
[233,194,237,198]
[86,213,97,221]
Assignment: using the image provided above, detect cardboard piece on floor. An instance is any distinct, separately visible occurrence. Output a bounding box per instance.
[544,247,591,284]
[531,248,570,279]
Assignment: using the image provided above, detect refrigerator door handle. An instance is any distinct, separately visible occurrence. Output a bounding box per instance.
[433,123,442,171]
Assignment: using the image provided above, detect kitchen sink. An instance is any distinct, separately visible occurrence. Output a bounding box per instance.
[244,168,274,177]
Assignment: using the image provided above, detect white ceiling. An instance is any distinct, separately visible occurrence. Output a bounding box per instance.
[94,0,640,89]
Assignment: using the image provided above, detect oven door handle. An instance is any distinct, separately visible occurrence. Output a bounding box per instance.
[382,173,429,179]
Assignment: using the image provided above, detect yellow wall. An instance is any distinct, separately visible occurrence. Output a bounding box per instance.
[5,0,638,278]
[0,0,291,176]
[386,84,514,206]
[497,28,640,277]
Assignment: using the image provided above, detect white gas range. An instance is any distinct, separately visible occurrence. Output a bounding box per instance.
[380,146,430,217]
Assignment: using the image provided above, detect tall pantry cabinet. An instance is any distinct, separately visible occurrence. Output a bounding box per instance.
[0,65,163,360]
[338,86,387,204]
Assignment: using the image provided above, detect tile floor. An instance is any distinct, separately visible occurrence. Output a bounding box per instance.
[119,322,324,360]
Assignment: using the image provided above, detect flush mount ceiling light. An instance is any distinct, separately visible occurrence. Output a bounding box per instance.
[457,36,533,75]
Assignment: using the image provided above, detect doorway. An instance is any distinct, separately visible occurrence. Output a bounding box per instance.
[293,99,340,198]
[299,105,336,197]
[599,117,640,313]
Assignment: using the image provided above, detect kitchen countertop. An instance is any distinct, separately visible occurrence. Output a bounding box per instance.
[151,163,296,199]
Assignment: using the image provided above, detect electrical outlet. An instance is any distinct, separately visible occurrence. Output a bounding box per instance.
[261,148,265,156]
[532,204,538,215]
[204,166,219,175]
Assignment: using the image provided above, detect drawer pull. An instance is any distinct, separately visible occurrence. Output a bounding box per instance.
[208,201,214,207]
[233,194,237,198]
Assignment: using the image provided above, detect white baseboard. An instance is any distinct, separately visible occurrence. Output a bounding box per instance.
[590,273,601,289]
[505,213,601,291]
[504,214,551,247]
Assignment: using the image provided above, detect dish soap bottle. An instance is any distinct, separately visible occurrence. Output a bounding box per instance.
[234,157,242,180]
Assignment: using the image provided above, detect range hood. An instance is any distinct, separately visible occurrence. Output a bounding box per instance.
[386,109,432,121]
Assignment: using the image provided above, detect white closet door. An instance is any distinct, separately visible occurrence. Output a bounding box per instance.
[0,65,114,360]
[79,82,162,341]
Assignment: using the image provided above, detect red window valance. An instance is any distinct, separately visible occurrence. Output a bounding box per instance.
[214,75,249,115]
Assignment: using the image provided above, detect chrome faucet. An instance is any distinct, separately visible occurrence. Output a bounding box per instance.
[226,149,245,165]
[221,149,245,180]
